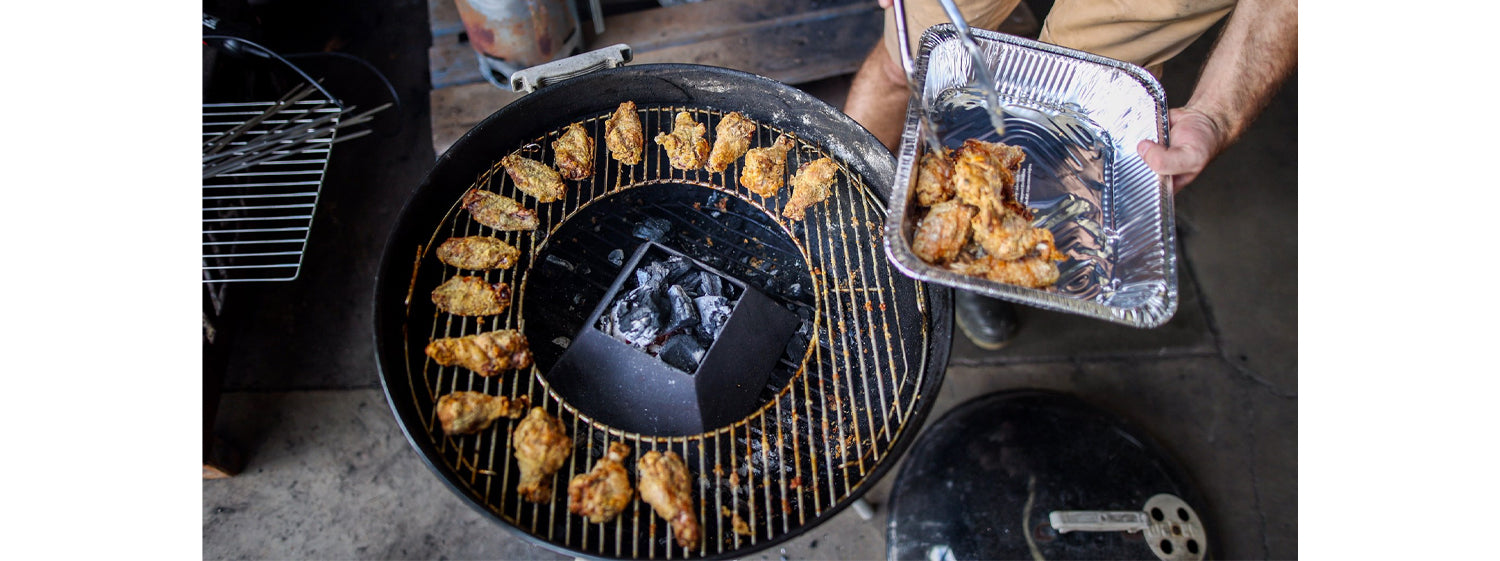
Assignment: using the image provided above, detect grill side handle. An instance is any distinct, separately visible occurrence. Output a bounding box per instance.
[509,43,632,94]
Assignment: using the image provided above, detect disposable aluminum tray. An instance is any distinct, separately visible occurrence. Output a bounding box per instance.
[884,26,1178,327]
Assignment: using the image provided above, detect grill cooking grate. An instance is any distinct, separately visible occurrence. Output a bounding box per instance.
[202,101,339,283]
[397,105,934,559]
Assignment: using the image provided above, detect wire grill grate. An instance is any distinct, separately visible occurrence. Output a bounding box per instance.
[202,101,339,283]
[397,105,935,559]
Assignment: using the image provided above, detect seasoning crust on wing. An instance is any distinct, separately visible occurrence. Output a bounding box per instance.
[513,407,573,503]
[637,450,701,549]
[431,275,512,316]
[424,329,533,377]
[435,392,529,435]
[655,111,710,170]
[567,442,634,524]
[552,122,595,180]
[781,157,838,221]
[436,236,521,270]
[462,188,538,231]
[500,154,567,203]
[705,111,755,172]
[739,134,795,197]
[605,101,644,165]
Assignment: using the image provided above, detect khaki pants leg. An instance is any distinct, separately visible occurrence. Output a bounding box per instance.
[883,0,1024,71]
[1039,0,1236,73]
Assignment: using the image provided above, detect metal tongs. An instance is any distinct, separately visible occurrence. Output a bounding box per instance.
[892,0,1006,152]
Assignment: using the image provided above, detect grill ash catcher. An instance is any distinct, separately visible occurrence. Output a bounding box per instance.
[547,242,800,436]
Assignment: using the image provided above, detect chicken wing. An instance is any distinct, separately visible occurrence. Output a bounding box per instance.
[655,111,710,170]
[436,235,520,270]
[912,200,976,264]
[500,154,567,203]
[637,450,700,550]
[738,133,794,197]
[513,407,573,503]
[947,251,1063,289]
[435,392,529,435]
[915,149,956,206]
[425,329,533,377]
[781,157,838,221]
[705,111,755,172]
[568,442,634,523]
[462,188,538,231]
[552,122,594,180]
[950,138,1024,208]
[969,201,1055,261]
[605,101,644,165]
[431,275,512,316]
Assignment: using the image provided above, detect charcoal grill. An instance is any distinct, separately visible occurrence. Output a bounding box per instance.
[374,63,952,559]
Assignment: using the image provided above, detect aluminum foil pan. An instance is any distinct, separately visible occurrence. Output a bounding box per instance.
[883,25,1177,327]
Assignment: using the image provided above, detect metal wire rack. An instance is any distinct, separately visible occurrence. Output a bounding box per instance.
[201,99,340,283]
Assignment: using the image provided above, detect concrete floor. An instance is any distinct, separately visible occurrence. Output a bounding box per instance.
[203,2,1295,559]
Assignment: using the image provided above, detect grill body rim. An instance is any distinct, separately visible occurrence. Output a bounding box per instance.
[373,63,953,560]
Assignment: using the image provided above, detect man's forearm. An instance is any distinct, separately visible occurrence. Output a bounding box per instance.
[1186,0,1297,144]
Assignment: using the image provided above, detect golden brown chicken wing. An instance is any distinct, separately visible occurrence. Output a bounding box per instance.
[655,111,710,170]
[951,139,1025,208]
[705,111,755,173]
[781,157,838,221]
[637,450,700,550]
[462,188,538,231]
[431,275,512,316]
[969,201,1056,261]
[915,149,956,206]
[552,122,594,180]
[436,392,529,435]
[947,250,1064,289]
[912,200,976,264]
[425,329,533,377]
[605,101,643,165]
[500,154,567,203]
[738,133,795,197]
[436,236,520,270]
[567,442,634,523]
[513,407,573,503]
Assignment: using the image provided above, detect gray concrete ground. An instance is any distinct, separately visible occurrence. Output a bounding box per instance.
[203,3,1295,559]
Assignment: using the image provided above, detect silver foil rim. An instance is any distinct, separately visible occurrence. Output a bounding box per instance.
[883,25,1178,328]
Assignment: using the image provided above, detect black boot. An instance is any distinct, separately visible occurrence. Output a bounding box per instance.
[954,290,1019,350]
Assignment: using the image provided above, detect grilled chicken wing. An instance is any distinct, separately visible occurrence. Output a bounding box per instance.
[462,188,538,231]
[568,442,634,523]
[637,450,700,550]
[425,329,533,377]
[915,149,956,206]
[500,154,567,203]
[781,157,838,221]
[969,201,1056,261]
[912,200,976,264]
[435,392,529,435]
[739,133,795,197]
[514,407,573,503]
[605,101,644,165]
[655,111,710,170]
[431,275,512,316]
[947,250,1064,289]
[705,111,755,172]
[951,138,1025,208]
[436,235,520,270]
[552,122,594,180]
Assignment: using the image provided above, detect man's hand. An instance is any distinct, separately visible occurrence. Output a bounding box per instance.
[1137,108,1229,193]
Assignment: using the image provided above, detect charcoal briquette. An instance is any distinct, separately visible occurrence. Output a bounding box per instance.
[694,295,732,341]
[664,285,700,333]
[659,334,705,373]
